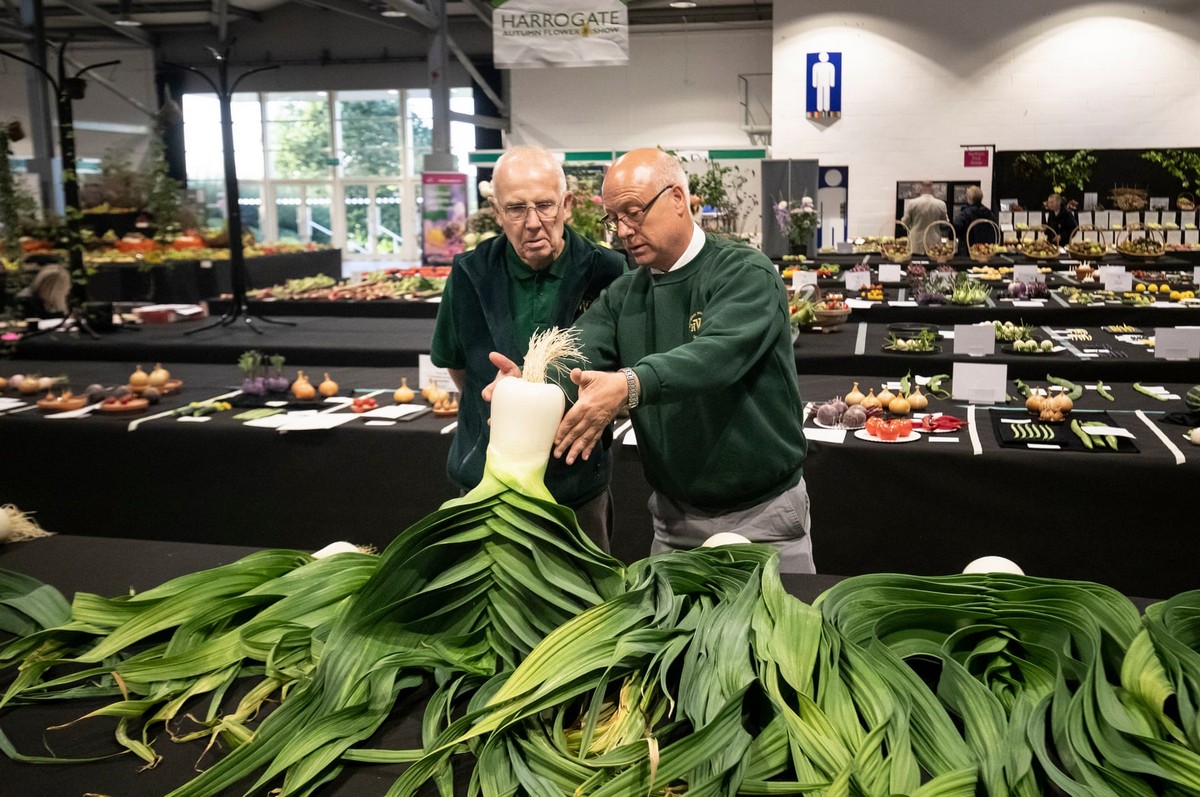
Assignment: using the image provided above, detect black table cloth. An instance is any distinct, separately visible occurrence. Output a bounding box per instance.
[2,360,1196,598]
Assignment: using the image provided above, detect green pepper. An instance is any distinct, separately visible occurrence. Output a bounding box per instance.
[1095,381,1115,402]
[1046,373,1083,401]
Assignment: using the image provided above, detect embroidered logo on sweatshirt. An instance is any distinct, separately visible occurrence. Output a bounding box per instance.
[689,311,703,336]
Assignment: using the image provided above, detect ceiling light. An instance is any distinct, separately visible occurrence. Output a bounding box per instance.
[115,15,143,26]
[669,1,697,8]
[380,8,408,16]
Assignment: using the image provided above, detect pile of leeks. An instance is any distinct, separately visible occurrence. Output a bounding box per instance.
[2,331,1200,795]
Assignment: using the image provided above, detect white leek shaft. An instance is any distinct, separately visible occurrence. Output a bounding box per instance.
[483,378,564,500]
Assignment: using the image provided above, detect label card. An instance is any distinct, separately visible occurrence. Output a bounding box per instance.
[844,271,871,291]
[879,263,903,283]
[1154,327,1200,361]
[1103,269,1132,292]
[793,270,818,290]
[953,324,996,357]
[419,354,456,395]
[952,362,1008,403]
[1012,265,1040,284]
[1194,266,1200,285]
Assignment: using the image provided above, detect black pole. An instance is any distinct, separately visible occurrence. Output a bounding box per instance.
[176,49,291,336]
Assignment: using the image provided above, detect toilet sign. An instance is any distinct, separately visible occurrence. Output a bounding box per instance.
[806,52,842,119]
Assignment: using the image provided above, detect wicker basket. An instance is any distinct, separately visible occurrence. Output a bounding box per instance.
[1066,225,1108,261]
[1017,225,1061,260]
[1178,192,1196,212]
[879,221,912,263]
[1117,225,1166,260]
[965,218,1004,263]
[1110,186,1148,212]
[923,220,958,265]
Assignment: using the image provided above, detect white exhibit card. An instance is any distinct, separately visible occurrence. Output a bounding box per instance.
[792,270,817,290]
[1194,266,1200,285]
[844,271,871,291]
[1103,270,1132,292]
[418,354,456,395]
[1154,327,1200,361]
[1012,265,1040,284]
[953,324,996,357]
[879,263,903,283]
[952,362,1009,404]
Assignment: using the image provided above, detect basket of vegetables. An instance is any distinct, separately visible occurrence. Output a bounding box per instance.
[1117,224,1166,260]
[790,285,850,334]
[880,221,912,263]
[965,218,1005,263]
[1066,225,1108,260]
[1017,226,1061,260]
[923,220,958,265]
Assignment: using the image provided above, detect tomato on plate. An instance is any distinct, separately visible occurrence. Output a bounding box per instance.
[877,420,901,441]
[865,416,883,437]
[895,418,913,436]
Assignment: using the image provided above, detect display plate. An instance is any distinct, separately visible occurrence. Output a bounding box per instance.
[1001,344,1063,356]
[853,429,921,444]
[882,345,943,355]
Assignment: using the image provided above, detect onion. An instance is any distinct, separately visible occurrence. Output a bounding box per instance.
[130,365,149,387]
[318,373,339,398]
[148,363,170,387]
[311,541,362,559]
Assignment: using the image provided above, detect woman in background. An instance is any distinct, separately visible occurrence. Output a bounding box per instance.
[16,264,71,318]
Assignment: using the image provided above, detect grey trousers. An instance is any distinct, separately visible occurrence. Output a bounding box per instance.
[648,477,814,574]
[571,489,614,554]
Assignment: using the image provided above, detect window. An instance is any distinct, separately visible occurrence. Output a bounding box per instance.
[266,92,332,180]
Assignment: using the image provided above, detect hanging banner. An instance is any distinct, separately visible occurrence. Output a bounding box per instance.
[421,172,467,266]
[964,149,990,168]
[492,0,630,69]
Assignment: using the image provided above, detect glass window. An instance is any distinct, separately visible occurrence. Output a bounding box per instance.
[307,185,333,246]
[266,93,332,179]
[343,185,371,254]
[377,184,403,254]
[337,90,403,178]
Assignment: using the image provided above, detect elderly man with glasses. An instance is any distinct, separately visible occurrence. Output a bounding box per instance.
[431,146,626,549]
[486,148,813,572]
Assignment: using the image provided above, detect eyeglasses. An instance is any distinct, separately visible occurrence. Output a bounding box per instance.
[603,185,673,234]
[494,198,563,223]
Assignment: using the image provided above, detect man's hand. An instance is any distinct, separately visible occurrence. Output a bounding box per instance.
[481,352,522,403]
[553,369,629,465]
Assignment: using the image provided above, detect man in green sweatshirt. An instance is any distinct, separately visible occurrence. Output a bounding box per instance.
[431,147,625,549]
[487,148,812,572]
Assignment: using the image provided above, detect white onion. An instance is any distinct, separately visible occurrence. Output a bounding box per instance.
[702,532,752,548]
[962,555,1024,575]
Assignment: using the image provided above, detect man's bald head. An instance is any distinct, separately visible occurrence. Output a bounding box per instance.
[492,146,566,199]
[601,148,695,271]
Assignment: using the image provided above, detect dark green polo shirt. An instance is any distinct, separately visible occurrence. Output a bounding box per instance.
[506,242,571,356]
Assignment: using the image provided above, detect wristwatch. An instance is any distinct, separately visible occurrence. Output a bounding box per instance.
[619,367,640,410]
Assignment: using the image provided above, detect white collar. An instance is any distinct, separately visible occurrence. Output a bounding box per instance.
[664,223,706,272]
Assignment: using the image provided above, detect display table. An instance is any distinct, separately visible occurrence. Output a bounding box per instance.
[205,295,442,319]
[85,249,343,304]
[1,360,1196,597]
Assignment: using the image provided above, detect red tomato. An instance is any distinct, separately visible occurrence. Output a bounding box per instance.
[878,420,900,441]
[895,418,913,437]
[865,416,883,437]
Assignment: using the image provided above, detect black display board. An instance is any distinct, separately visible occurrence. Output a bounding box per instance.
[994,147,1200,211]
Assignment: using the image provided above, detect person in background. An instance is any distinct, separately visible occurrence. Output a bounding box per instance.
[486,148,813,573]
[1044,193,1078,247]
[430,146,625,550]
[900,181,949,255]
[953,185,996,255]
[16,263,71,318]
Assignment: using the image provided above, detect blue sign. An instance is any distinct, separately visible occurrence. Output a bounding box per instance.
[806,51,841,119]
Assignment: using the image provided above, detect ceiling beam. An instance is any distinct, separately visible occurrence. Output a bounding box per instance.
[0,19,33,41]
[292,0,427,37]
[41,2,260,20]
[57,0,153,45]
[444,32,504,115]
[460,0,490,27]
[378,0,434,29]
[450,110,507,131]
[65,51,156,118]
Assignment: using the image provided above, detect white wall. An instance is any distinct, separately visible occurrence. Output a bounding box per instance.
[507,25,773,151]
[772,0,1200,237]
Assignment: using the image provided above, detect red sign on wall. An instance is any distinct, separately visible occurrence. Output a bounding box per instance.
[963,149,990,168]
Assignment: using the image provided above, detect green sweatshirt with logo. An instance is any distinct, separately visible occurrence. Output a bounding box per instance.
[574,233,807,513]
